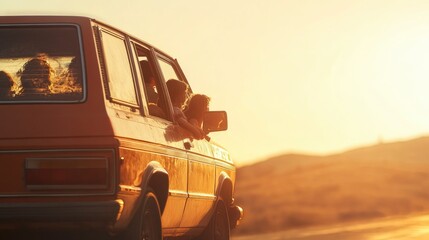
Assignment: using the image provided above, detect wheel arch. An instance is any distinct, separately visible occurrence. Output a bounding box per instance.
[110,161,169,234]
[140,161,169,214]
[216,171,233,205]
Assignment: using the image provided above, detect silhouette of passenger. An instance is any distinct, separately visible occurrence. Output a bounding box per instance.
[0,71,14,98]
[20,58,53,95]
[184,94,211,128]
[166,79,205,140]
[67,57,82,88]
[35,52,48,61]
[140,60,158,104]
[139,60,167,118]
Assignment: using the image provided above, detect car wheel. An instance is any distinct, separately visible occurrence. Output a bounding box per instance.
[120,190,163,240]
[197,200,230,240]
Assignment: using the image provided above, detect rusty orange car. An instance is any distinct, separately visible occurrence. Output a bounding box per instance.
[0,16,242,239]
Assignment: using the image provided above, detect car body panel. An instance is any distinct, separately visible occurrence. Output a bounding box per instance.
[0,15,242,238]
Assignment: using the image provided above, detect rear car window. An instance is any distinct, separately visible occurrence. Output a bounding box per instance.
[0,25,84,102]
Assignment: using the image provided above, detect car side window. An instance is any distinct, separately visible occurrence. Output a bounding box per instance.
[157,57,182,86]
[100,29,138,106]
[156,56,192,99]
[133,44,171,120]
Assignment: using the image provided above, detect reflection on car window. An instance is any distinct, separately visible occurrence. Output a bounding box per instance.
[157,58,180,84]
[101,30,137,105]
[0,25,84,102]
[134,45,171,120]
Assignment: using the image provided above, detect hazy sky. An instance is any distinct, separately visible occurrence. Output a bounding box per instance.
[3,0,429,165]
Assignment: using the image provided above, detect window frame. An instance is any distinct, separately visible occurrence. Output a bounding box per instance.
[129,42,154,116]
[98,27,140,109]
[155,52,194,108]
[0,23,87,104]
[155,54,183,82]
[130,40,176,122]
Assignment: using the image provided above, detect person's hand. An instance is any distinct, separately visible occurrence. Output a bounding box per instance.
[198,128,206,139]
[192,127,206,140]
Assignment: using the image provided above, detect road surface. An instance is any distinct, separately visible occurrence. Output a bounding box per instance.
[3,213,429,239]
[233,213,429,240]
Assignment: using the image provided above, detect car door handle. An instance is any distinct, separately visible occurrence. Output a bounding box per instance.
[184,139,193,150]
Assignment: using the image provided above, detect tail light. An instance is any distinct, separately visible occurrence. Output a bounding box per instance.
[25,157,108,190]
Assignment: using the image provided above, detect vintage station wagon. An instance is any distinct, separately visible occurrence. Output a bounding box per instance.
[0,16,242,239]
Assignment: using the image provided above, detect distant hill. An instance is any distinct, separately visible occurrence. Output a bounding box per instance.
[232,136,429,235]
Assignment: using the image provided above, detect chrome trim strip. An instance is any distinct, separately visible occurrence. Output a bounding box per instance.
[215,159,235,169]
[0,192,114,198]
[119,185,141,193]
[119,185,189,198]
[25,157,108,169]
[0,148,114,154]
[27,185,108,190]
[169,190,188,198]
[118,137,187,159]
[187,152,215,165]
[187,192,216,200]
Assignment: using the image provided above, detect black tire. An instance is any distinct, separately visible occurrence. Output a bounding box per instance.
[120,190,163,240]
[197,200,230,240]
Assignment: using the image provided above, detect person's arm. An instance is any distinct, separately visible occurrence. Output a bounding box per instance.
[177,117,205,140]
[188,118,200,128]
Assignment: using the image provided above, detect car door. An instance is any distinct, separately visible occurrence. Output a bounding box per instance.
[129,42,191,234]
[98,26,190,236]
[154,55,216,231]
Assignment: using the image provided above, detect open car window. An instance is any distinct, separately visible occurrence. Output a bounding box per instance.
[133,44,172,120]
[0,25,85,102]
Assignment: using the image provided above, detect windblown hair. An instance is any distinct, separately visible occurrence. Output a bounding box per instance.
[0,71,14,97]
[166,79,188,102]
[20,58,53,92]
[184,94,210,126]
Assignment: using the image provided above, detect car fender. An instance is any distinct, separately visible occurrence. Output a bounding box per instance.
[138,161,169,214]
[216,171,233,205]
[111,161,168,233]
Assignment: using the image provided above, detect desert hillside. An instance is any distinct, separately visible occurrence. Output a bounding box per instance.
[232,137,429,235]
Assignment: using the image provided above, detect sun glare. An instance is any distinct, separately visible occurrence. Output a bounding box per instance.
[374,23,429,128]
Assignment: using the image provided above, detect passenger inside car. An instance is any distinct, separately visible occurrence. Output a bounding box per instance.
[0,70,14,98]
[67,57,82,88]
[166,79,205,140]
[19,58,53,96]
[140,60,158,104]
[137,60,166,118]
[184,93,210,129]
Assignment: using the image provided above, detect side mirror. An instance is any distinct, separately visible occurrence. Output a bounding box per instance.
[203,111,228,133]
